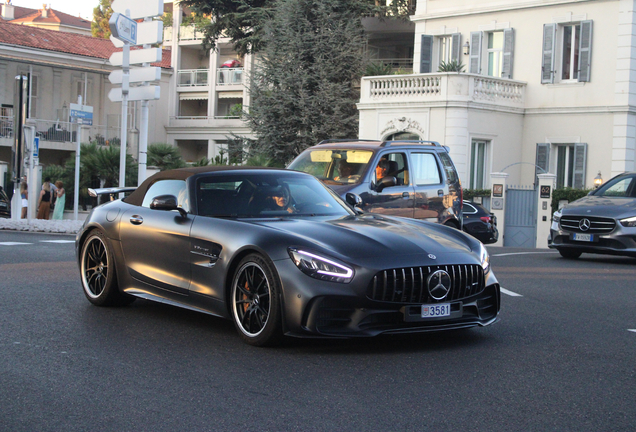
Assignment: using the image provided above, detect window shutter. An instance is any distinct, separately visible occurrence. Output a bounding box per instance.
[536,143,551,182]
[573,143,587,188]
[420,35,433,73]
[541,24,556,84]
[451,33,461,62]
[578,20,593,82]
[469,31,482,74]
[502,28,515,78]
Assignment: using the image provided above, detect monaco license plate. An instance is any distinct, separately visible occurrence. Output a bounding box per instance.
[572,233,593,242]
[421,303,450,318]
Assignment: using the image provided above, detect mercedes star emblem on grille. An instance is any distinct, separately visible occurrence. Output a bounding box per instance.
[427,270,451,300]
[579,218,591,231]
[428,254,436,260]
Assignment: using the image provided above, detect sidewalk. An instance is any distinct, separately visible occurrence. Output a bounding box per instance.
[0,218,84,234]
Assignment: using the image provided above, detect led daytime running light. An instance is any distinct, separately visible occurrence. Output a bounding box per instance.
[296,250,353,278]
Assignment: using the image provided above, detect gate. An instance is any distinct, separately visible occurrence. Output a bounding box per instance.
[504,185,537,247]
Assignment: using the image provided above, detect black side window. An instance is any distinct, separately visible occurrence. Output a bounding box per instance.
[438,152,459,184]
[142,180,189,212]
[463,203,477,214]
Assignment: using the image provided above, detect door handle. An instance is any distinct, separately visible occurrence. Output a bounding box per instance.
[130,215,143,225]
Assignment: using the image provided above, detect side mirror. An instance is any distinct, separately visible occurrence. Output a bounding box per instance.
[150,194,187,217]
[346,192,364,214]
[375,176,397,192]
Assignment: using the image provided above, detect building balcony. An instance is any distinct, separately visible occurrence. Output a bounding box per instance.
[178,69,209,87]
[359,73,526,109]
[217,68,243,86]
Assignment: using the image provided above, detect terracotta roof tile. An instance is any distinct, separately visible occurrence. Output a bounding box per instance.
[0,20,171,68]
[10,7,91,29]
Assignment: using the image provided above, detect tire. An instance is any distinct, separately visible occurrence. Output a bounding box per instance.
[80,230,134,306]
[231,254,283,347]
[558,249,582,259]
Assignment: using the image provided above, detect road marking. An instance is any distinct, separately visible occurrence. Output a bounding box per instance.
[40,240,75,244]
[500,287,523,297]
[0,242,32,246]
[491,251,558,257]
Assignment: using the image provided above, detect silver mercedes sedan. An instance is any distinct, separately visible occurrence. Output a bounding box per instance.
[549,172,636,258]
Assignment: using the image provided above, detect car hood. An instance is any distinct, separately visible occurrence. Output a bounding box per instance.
[250,214,475,260]
[563,195,636,219]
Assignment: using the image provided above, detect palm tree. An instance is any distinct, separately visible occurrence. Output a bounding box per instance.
[147,143,186,171]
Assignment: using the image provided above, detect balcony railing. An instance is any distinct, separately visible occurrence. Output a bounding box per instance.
[360,73,526,107]
[0,117,121,146]
[217,68,243,86]
[178,69,209,87]
[179,25,205,41]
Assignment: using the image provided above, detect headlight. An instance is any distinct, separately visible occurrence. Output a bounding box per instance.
[479,243,490,274]
[288,248,354,283]
[620,216,636,227]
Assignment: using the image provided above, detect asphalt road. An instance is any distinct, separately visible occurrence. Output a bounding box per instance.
[0,230,634,431]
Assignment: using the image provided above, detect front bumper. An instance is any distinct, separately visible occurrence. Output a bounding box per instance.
[278,258,500,338]
[548,225,636,257]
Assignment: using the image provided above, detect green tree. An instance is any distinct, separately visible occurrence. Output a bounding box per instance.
[178,0,413,56]
[243,0,367,165]
[147,143,186,171]
[92,0,113,39]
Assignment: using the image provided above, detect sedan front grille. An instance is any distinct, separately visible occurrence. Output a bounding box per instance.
[367,264,485,304]
[560,215,616,234]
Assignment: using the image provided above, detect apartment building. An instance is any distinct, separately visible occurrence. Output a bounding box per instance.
[0,20,171,187]
[359,0,636,189]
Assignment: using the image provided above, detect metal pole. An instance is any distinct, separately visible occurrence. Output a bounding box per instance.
[138,100,148,184]
[11,75,27,220]
[74,111,81,220]
[119,34,130,198]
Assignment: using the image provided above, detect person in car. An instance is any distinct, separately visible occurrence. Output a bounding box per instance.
[375,158,390,181]
[334,160,358,182]
[268,186,295,213]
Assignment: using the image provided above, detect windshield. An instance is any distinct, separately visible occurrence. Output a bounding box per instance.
[593,174,636,197]
[288,149,373,185]
[196,172,354,218]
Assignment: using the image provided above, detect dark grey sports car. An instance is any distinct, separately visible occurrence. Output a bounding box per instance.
[76,167,500,346]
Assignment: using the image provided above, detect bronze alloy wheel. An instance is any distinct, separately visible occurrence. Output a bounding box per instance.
[231,254,282,346]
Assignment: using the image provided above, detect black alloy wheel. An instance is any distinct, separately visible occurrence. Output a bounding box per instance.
[80,230,134,306]
[231,254,282,346]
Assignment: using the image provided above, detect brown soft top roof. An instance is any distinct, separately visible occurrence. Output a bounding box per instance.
[125,166,289,206]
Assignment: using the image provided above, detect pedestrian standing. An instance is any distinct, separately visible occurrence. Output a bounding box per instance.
[36,181,52,220]
[20,181,28,218]
[51,181,65,220]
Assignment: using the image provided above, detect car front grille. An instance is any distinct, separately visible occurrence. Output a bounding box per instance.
[367,264,485,304]
[560,215,616,234]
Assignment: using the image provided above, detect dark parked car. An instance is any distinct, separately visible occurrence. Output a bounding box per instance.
[0,186,10,218]
[549,172,636,258]
[76,167,499,346]
[288,140,463,228]
[462,200,498,244]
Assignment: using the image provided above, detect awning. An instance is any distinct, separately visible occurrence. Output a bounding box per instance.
[218,91,243,99]
[179,92,208,100]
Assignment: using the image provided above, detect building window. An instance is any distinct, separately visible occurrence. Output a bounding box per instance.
[542,21,592,84]
[29,75,38,118]
[470,140,489,189]
[420,33,460,73]
[536,143,588,188]
[487,32,504,78]
[438,35,452,64]
[72,79,91,105]
[469,29,514,78]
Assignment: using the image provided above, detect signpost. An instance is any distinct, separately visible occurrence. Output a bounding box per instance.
[70,100,93,220]
[108,0,163,189]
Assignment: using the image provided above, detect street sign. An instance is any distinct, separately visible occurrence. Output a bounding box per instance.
[112,0,163,20]
[109,12,137,45]
[70,103,94,126]
[33,137,39,158]
[108,67,161,84]
[108,86,161,102]
[110,21,163,48]
[109,48,162,66]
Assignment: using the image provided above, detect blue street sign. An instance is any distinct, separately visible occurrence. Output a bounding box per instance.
[33,137,39,157]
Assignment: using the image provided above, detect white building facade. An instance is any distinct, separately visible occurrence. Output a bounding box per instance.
[358,0,636,189]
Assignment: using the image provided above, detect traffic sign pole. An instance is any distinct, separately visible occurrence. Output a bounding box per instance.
[119,40,130,197]
[74,97,82,220]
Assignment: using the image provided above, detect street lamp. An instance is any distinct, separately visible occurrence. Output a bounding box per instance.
[594,171,603,188]
[463,41,470,56]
